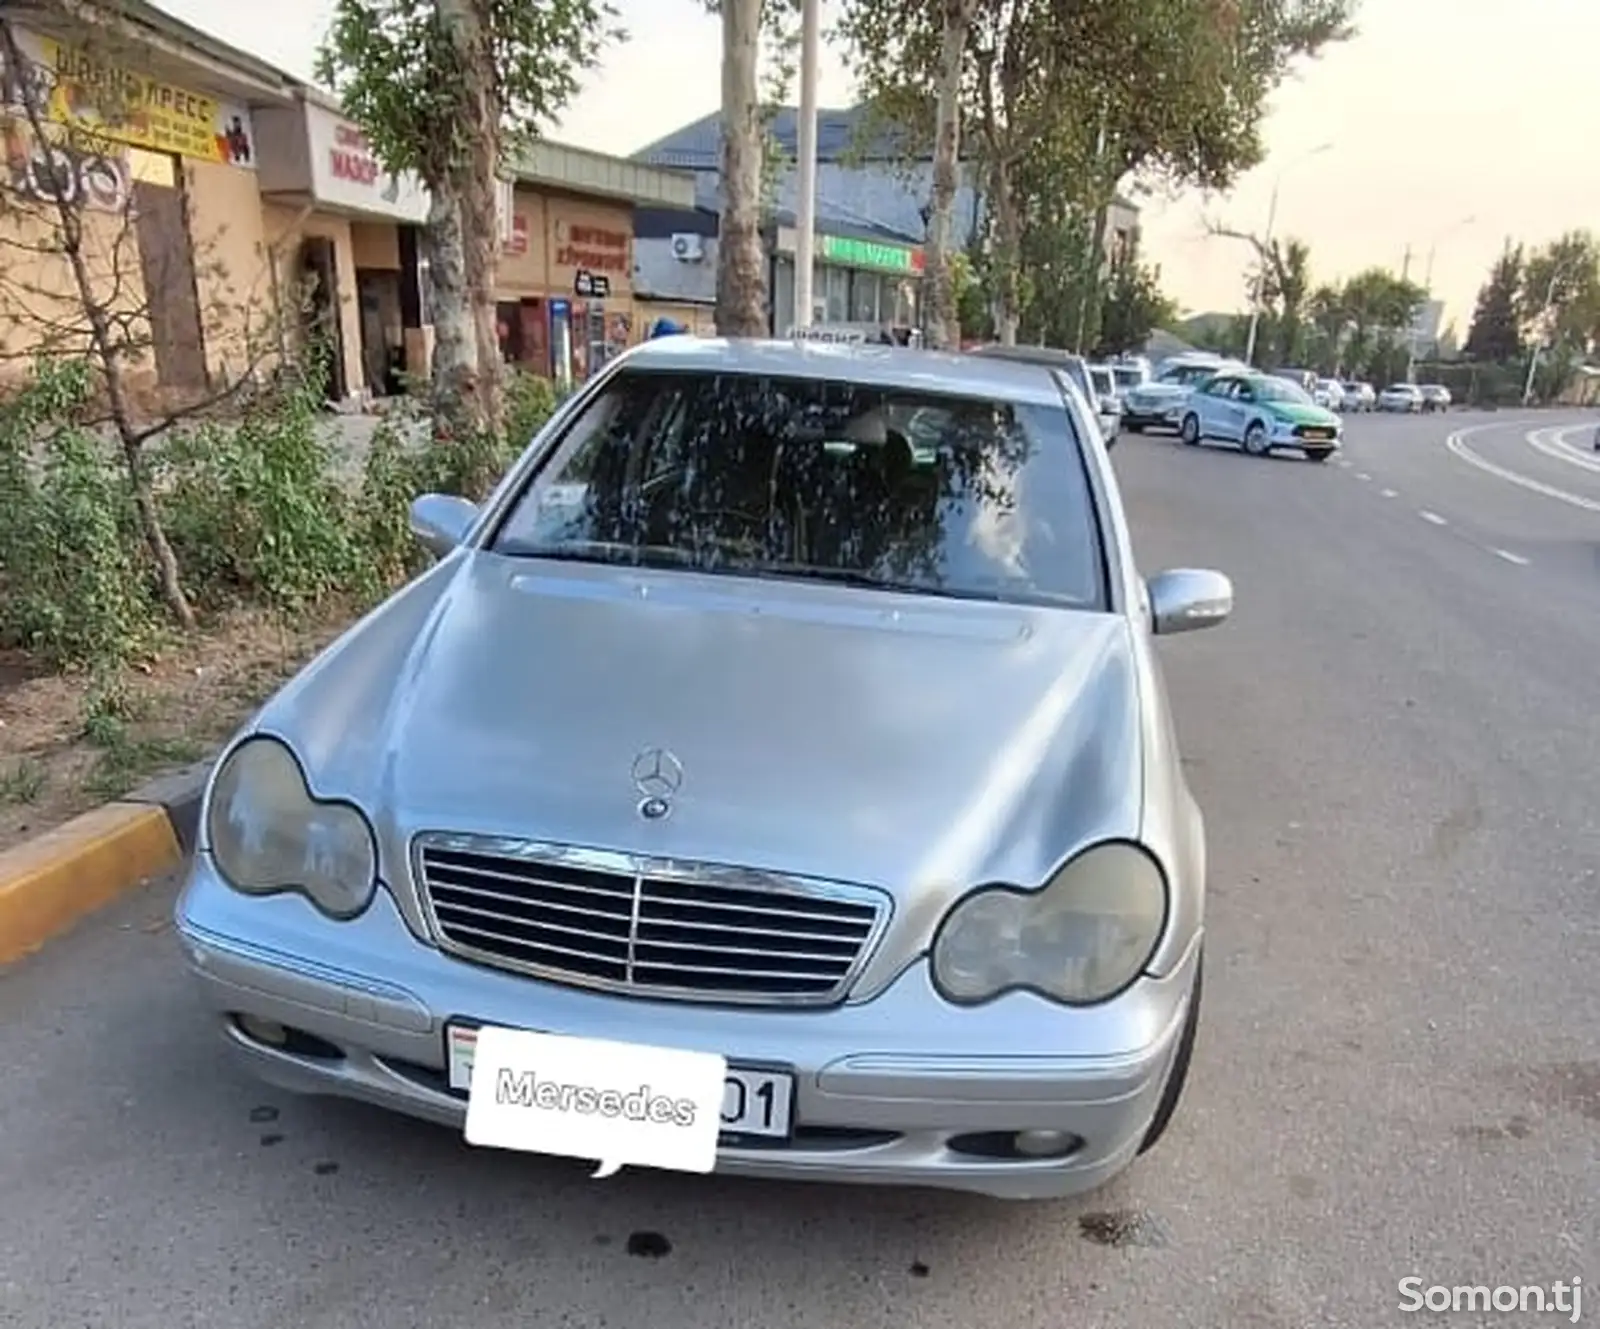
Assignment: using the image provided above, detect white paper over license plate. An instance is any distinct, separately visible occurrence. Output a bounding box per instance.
[447,1024,795,1139]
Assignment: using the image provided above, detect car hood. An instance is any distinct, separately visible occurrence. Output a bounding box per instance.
[1267,401,1339,426]
[252,553,1145,956]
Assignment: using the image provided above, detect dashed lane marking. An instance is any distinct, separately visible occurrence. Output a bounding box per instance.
[1380,488,1398,498]
[1419,510,1448,526]
[1492,548,1531,566]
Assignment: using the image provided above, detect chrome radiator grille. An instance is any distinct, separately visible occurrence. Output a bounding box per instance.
[414,835,890,1006]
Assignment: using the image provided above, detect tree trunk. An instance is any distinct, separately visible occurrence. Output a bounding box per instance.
[924,0,977,351]
[423,185,483,442]
[988,160,1022,345]
[716,0,768,338]
[1074,205,1109,353]
[448,0,505,443]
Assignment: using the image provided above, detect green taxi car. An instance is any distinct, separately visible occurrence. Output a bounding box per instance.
[1178,370,1343,461]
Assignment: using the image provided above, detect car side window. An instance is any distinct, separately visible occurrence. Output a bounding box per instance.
[1236,383,1256,403]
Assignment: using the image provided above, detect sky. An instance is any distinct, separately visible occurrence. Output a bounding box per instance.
[154,0,1599,336]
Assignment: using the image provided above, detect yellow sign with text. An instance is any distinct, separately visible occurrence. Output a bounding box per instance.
[36,37,256,168]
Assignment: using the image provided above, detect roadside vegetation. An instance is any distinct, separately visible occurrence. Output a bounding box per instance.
[0,351,559,851]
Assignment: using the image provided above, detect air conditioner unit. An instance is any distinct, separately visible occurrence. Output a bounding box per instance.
[671,232,705,262]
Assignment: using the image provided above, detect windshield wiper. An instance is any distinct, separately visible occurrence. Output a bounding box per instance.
[495,540,694,569]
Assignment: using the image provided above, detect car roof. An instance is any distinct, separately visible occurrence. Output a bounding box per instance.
[614,336,1069,408]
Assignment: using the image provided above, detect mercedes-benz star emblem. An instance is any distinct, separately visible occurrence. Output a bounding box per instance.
[630,747,683,820]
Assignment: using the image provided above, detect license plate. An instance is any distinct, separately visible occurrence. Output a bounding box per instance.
[1304,429,1332,440]
[446,1023,795,1140]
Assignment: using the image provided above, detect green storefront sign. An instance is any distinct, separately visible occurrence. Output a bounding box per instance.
[819,234,924,275]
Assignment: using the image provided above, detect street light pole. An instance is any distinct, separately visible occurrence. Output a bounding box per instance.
[1242,142,1331,367]
[1242,179,1279,368]
[1522,263,1569,406]
[792,0,821,331]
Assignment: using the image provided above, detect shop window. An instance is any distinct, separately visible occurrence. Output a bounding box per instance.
[773,257,796,333]
[849,271,881,323]
[818,264,849,323]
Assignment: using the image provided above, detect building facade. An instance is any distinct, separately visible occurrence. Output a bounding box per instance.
[635,104,1140,339]
[0,2,300,400]
[494,139,695,392]
[0,0,698,406]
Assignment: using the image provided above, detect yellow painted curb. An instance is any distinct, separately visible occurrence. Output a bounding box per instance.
[0,802,182,967]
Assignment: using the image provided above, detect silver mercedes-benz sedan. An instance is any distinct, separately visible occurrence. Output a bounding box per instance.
[174,335,1233,1200]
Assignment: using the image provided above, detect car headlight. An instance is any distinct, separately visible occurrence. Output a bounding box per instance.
[931,842,1168,1006]
[206,736,379,920]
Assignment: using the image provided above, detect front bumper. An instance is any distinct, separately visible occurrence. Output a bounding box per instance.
[1122,398,1186,429]
[174,858,1200,1200]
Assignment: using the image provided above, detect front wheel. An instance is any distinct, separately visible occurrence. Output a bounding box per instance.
[1242,421,1271,456]
[1179,413,1201,446]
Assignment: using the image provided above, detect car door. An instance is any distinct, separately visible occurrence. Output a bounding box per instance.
[1196,377,1238,439]
[1227,380,1260,441]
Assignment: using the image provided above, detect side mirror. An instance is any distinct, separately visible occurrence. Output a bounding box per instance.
[1147,568,1233,635]
[410,493,480,557]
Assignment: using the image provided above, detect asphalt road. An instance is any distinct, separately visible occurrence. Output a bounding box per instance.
[3,408,1596,1329]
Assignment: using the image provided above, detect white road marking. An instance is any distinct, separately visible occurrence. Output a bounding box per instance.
[1380,488,1398,498]
[1491,548,1531,566]
[1335,458,1352,468]
[1445,423,1600,513]
[1355,472,1372,481]
[1419,510,1447,526]
[1527,425,1600,475]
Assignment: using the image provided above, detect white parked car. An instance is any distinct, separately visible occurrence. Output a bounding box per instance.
[1418,384,1452,413]
[1313,378,1343,410]
[1377,383,1424,413]
[1340,382,1376,412]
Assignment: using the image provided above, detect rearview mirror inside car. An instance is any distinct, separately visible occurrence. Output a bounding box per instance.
[1147,568,1233,635]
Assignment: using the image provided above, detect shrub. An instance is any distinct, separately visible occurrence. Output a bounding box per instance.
[0,359,154,671]
[159,368,361,615]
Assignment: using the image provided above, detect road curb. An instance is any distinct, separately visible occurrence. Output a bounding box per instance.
[0,759,212,967]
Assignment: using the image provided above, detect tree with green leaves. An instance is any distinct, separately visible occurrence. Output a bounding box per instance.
[1462,241,1524,363]
[1519,230,1600,354]
[317,0,620,463]
[1095,258,1178,359]
[841,0,1355,347]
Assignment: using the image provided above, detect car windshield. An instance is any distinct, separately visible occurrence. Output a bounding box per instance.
[489,369,1108,610]
[1162,364,1216,386]
[1254,377,1312,404]
[1090,368,1114,395]
[1386,384,1413,393]
[1111,366,1142,388]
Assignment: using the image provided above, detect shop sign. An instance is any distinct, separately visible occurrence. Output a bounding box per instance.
[3,26,257,167]
[574,269,610,299]
[306,102,428,221]
[819,234,924,275]
[553,217,630,274]
[2,115,133,213]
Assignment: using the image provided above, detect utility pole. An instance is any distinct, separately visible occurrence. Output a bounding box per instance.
[1243,142,1331,367]
[792,0,820,331]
